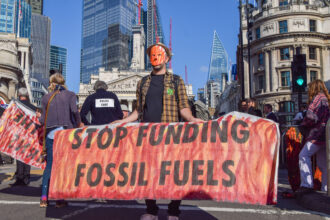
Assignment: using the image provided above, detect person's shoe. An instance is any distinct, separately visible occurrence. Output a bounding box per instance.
[39,199,48,208]
[140,214,158,220]
[168,216,179,220]
[10,180,24,186]
[55,200,68,208]
[294,187,314,197]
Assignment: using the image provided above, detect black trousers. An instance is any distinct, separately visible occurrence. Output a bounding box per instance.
[145,199,181,217]
[16,160,31,184]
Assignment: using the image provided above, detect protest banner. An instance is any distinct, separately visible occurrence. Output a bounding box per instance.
[0,100,45,169]
[49,112,279,205]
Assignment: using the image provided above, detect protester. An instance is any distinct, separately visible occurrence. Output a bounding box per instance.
[263,104,278,123]
[293,103,307,125]
[39,72,82,207]
[239,99,248,113]
[247,98,261,116]
[113,42,203,220]
[11,88,37,186]
[297,80,330,193]
[80,80,123,125]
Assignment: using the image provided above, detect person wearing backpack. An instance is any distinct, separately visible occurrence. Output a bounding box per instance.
[113,43,203,220]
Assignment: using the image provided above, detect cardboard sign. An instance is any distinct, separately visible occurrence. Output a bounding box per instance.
[49,112,279,205]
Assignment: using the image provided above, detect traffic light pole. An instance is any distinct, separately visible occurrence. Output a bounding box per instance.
[298,91,302,114]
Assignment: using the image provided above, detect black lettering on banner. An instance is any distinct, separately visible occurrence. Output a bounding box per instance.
[20,143,30,155]
[86,128,98,148]
[75,164,86,186]
[72,129,83,149]
[159,161,171,185]
[26,148,39,160]
[164,125,183,145]
[97,127,113,149]
[211,121,228,143]
[138,162,148,186]
[137,126,149,146]
[231,120,249,144]
[30,124,38,135]
[149,125,166,146]
[207,160,218,186]
[118,162,129,187]
[113,127,128,148]
[13,112,24,123]
[104,163,116,187]
[192,160,204,185]
[174,160,189,186]
[222,160,236,187]
[182,124,199,143]
[201,122,209,143]
[87,163,102,187]
[15,140,25,151]
[130,162,138,186]
[7,135,19,149]
[22,118,34,131]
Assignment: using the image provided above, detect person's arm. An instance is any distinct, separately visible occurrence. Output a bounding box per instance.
[180,108,204,122]
[79,96,91,126]
[112,109,139,124]
[70,94,82,128]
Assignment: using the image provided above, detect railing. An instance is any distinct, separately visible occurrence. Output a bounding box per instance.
[326,119,330,196]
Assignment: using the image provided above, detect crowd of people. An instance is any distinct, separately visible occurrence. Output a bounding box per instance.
[0,42,329,220]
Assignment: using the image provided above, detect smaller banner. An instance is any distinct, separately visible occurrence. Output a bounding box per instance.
[0,100,45,169]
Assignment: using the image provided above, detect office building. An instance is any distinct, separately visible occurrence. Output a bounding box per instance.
[0,0,16,34]
[26,0,43,15]
[50,45,67,80]
[15,0,32,39]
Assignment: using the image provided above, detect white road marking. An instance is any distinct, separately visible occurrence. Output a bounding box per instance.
[0,200,329,219]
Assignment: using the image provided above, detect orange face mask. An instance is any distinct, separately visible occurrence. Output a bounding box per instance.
[150,46,166,66]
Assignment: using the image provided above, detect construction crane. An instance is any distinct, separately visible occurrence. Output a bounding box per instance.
[137,0,143,25]
[169,18,172,69]
[153,0,159,43]
[185,65,188,85]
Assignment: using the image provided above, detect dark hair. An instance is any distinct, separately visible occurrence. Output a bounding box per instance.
[49,69,61,77]
[264,104,272,111]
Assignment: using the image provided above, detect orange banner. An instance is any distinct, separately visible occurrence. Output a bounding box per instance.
[49,112,279,205]
[0,101,45,169]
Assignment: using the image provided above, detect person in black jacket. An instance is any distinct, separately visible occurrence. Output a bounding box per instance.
[263,104,278,123]
[80,80,123,125]
[12,88,37,186]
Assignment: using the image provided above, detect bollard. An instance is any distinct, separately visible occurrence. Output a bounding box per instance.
[326,119,330,196]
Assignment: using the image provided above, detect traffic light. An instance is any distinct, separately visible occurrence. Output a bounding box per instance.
[291,54,307,93]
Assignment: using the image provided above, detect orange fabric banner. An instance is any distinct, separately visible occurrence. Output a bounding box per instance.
[0,101,45,169]
[49,112,279,205]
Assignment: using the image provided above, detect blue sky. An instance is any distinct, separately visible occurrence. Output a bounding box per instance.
[44,0,240,94]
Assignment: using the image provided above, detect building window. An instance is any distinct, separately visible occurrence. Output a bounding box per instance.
[279,0,288,6]
[309,20,316,32]
[279,101,295,113]
[258,75,264,90]
[279,20,288,33]
[258,53,264,65]
[309,47,316,60]
[256,27,260,39]
[280,48,290,60]
[310,71,317,82]
[281,71,291,87]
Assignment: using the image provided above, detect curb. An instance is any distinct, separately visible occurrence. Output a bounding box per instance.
[296,191,330,215]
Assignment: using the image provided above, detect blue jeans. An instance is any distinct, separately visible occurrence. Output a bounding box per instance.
[41,138,53,198]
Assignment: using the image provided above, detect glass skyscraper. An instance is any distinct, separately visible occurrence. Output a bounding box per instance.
[0,0,16,34]
[26,0,42,15]
[80,0,136,84]
[207,30,228,92]
[15,0,31,39]
[31,13,51,87]
[50,45,67,81]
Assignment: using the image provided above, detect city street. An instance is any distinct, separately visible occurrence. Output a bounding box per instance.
[0,165,329,220]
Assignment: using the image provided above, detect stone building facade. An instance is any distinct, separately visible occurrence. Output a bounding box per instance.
[237,0,330,124]
[0,33,32,105]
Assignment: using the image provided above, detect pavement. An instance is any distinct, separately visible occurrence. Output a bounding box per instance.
[0,163,330,220]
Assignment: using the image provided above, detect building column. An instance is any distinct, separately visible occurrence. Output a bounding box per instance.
[264,50,270,93]
[243,56,250,99]
[7,80,17,100]
[128,100,133,112]
[271,48,278,91]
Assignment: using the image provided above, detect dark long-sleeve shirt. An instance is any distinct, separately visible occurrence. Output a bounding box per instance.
[80,89,123,125]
